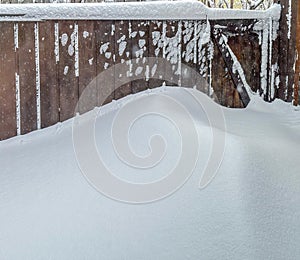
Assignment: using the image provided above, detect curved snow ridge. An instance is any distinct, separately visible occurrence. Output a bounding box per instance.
[0,86,300,260]
[0,1,281,22]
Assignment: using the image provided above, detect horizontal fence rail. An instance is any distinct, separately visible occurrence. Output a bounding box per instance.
[0,0,274,10]
[0,1,298,141]
[0,1,281,21]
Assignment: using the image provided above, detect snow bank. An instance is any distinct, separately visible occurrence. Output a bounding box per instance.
[0,1,281,21]
[0,87,299,259]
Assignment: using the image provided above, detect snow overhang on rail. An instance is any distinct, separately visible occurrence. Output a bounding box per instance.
[0,0,281,22]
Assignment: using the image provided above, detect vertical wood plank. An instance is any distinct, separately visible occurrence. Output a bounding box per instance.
[287,0,298,102]
[228,32,260,102]
[211,40,236,107]
[181,20,198,88]
[58,21,79,121]
[148,20,165,89]
[275,0,298,102]
[78,20,97,114]
[39,21,59,129]
[114,20,132,100]
[0,22,16,140]
[130,20,149,94]
[95,20,115,106]
[165,20,180,86]
[18,22,37,135]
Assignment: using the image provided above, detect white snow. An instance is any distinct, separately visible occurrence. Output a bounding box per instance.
[34,23,41,130]
[61,33,68,47]
[74,23,79,77]
[63,65,69,75]
[54,23,59,64]
[15,73,21,136]
[286,0,292,39]
[0,1,281,22]
[0,87,299,259]
[82,30,89,39]
[13,23,18,51]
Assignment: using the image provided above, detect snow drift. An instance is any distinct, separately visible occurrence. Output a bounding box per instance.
[0,87,299,259]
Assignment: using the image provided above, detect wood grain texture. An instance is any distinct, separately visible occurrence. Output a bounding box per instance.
[0,22,16,140]
[130,20,149,94]
[114,20,132,100]
[148,20,165,89]
[39,21,59,129]
[18,22,37,135]
[95,20,115,106]
[58,21,79,121]
[78,20,97,114]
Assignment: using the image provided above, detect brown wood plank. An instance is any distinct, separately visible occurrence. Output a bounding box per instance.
[286,0,298,102]
[18,22,37,135]
[0,22,17,140]
[114,20,132,100]
[58,21,79,121]
[212,26,250,107]
[275,0,297,101]
[181,20,198,88]
[148,20,165,89]
[182,20,212,94]
[39,21,59,129]
[165,20,180,86]
[95,20,115,106]
[78,20,97,114]
[211,38,237,108]
[228,32,260,93]
[130,20,149,94]
[194,21,211,95]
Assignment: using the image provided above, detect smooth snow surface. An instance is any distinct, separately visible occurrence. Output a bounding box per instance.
[0,87,300,259]
[0,1,281,21]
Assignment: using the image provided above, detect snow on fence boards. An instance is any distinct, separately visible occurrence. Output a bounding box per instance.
[95,20,115,106]
[148,21,165,90]
[0,18,275,141]
[58,21,79,122]
[114,20,132,100]
[130,20,149,94]
[78,20,97,112]
[39,21,59,129]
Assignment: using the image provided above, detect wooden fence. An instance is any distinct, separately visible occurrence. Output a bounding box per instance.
[0,1,298,141]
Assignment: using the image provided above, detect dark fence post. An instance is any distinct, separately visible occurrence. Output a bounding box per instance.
[275,0,298,102]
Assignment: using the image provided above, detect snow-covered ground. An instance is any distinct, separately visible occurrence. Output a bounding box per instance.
[0,87,300,259]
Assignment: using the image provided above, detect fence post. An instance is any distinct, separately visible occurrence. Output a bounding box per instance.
[275,0,298,102]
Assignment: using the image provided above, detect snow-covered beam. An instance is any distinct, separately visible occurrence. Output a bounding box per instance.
[0,1,281,22]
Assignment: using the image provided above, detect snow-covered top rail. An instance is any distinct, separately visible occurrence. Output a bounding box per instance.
[0,1,281,22]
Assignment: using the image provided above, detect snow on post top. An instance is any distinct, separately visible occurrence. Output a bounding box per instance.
[0,1,281,22]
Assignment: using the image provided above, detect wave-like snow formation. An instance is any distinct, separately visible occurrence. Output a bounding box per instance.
[0,87,299,259]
